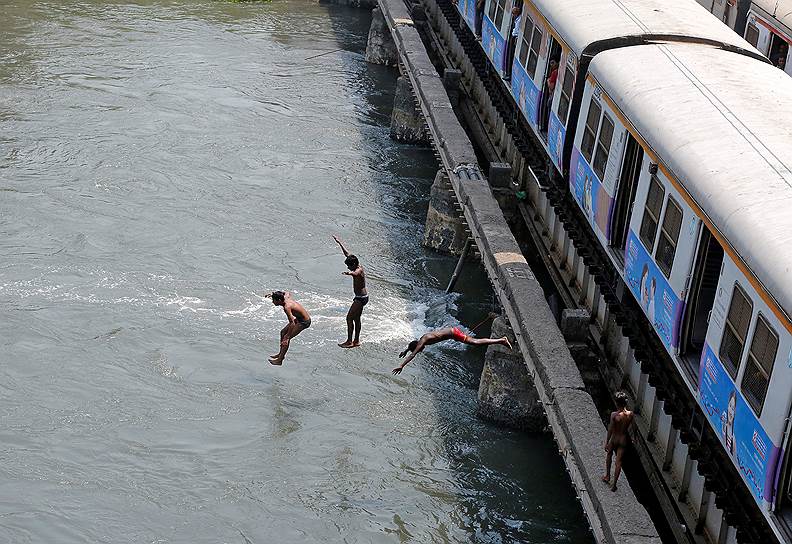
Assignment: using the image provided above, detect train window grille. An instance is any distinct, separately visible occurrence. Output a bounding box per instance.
[580,99,601,163]
[655,196,682,278]
[719,284,753,379]
[557,64,574,124]
[519,17,534,68]
[592,113,614,180]
[524,26,542,79]
[639,175,664,252]
[745,24,760,48]
[741,315,778,415]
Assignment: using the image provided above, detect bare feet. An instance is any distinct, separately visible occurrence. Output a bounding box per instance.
[501,337,512,350]
[268,356,283,366]
[338,341,361,348]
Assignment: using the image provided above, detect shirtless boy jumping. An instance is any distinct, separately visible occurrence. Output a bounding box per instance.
[333,235,368,348]
[392,326,511,374]
[602,391,634,491]
[266,291,311,366]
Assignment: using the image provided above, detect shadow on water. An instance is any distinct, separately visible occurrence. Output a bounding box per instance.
[321,4,594,542]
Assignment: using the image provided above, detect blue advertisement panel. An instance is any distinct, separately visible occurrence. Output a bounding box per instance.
[548,110,565,171]
[510,62,540,127]
[569,147,613,237]
[699,343,782,503]
[481,16,505,71]
[457,0,477,32]
[623,230,684,349]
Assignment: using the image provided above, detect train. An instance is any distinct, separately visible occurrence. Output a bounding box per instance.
[697,0,792,73]
[452,0,792,540]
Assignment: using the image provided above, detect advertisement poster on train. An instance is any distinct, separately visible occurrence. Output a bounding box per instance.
[698,343,781,503]
[482,17,505,72]
[548,111,564,169]
[569,148,613,238]
[511,64,540,126]
[458,0,477,31]
[623,230,683,350]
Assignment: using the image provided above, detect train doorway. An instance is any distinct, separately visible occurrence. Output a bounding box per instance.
[609,134,643,265]
[679,225,724,382]
[539,37,561,138]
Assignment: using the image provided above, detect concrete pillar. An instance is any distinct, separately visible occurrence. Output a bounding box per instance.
[390,76,427,143]
[477,317,546,431]
[423,170,467,254]
[560,308,590,342]
[365,8,398,66]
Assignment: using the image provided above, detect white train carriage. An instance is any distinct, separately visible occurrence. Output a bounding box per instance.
[744,0,792,73]
[456,0,758,174]
[573,43,792,537]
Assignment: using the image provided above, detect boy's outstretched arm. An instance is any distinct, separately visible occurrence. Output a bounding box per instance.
[392,342,425,374]
[332,235,350,257]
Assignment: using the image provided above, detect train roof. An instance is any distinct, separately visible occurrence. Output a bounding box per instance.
[528,0,756,57]
[750,0,792,37]
[590,44,792,322]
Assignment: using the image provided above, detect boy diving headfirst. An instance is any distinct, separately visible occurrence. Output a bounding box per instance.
[392,326,511,374]
[266,291,311,366]
[332,235,368,348]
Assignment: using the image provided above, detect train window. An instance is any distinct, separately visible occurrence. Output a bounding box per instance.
[580,100,601,163]
[741,315,778,415]
[489,0,507,28]
[639,175,664,252]
[557,64,574,124]
[524,26,542,78]
[719,284,753,379]
[519,17,534,68]
[745,24,760,48]
[592,113,614,180]
[655,197,682,277]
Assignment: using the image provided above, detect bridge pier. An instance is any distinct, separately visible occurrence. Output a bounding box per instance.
[365,8,398,66]
[478,316,546,431]
[390,76,428,143]
[423,170,467,254]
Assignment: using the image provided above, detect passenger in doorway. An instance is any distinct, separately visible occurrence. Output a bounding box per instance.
[333,235,368,348]
[392,327,511,374]
[772,43,788,67]
[547,59,559,95]
[474,0,485,40]
[503,4,522,80]
[602,391,634,492]
[266,291,311,366]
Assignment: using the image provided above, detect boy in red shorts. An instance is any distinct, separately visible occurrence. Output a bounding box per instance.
[392,326,511,374]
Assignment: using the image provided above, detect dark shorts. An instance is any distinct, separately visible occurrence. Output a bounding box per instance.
[353,295,369,306]
[296,318,311,330]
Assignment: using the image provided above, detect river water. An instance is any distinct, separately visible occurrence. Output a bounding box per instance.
[0,1,592,542]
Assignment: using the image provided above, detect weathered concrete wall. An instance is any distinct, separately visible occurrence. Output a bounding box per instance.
[365,8,398,66]
[390,76,427,143]
[423,170,467,254]
[478,317,546,430]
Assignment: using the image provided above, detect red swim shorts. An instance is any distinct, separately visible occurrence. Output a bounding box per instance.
[451,326,468,343]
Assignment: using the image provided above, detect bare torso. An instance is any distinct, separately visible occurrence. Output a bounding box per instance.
[284,299,310,322]
[608,409,633,449]
[352,267,367,296]
[419,328,454,346]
